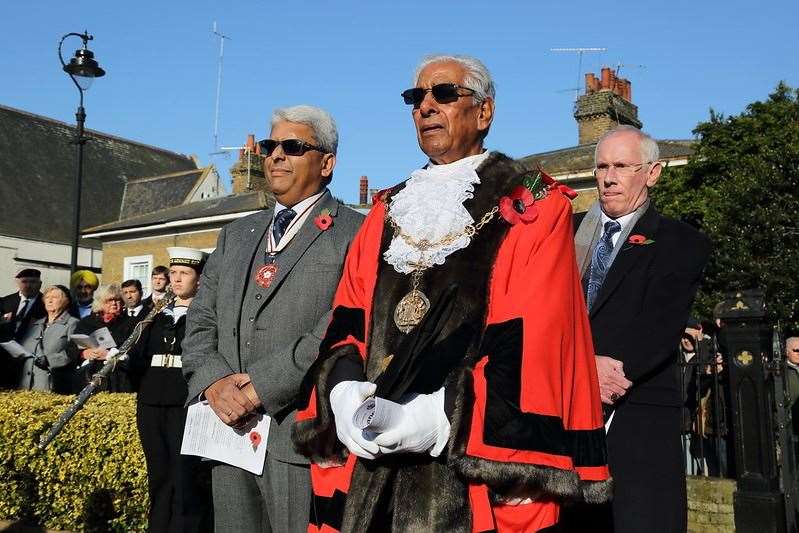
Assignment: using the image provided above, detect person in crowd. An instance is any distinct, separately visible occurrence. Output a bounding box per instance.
[565,125,712,532]
[121,279,150,323]
[292,55,608,533]
[130,247,211,532]
[70,270,100,319]
[13,285,79,393]
[182,105,364,532]
[2,268,46,336]
[142,266,169,309]
[68,284,135,393]
[684,319,728,477]
[784,335,799,463]
[786,336,799,405]
[1,268,47,388]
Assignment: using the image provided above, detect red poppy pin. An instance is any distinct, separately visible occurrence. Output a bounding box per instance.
[250,430,262,451]
[314,208,333,231]
[628,234,655,245]
[499,186,539,225]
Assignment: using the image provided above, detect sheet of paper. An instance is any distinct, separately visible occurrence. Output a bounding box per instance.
[69,334,99,349]
[353,396,405,432]
[180,400,270,475]
[91,327,117,349]
[0,340,32,358]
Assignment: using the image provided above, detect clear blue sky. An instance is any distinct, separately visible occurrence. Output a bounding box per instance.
[4,1,798,204]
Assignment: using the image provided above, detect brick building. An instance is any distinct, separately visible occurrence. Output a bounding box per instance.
[83,135,274,290]
[521,67,694,212]
[0,104,221,294]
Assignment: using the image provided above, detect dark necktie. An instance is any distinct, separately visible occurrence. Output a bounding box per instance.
[272,208,297,245]
[586,220,622,311]
[18,299,30,318]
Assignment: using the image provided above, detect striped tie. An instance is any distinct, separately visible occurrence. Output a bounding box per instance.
[586,220,621,311]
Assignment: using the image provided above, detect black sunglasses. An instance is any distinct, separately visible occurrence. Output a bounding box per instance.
[401,83,476,106]
[258,138,326,157]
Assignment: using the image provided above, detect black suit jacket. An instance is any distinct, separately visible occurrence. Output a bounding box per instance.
[1,292,47,341]
[570,203,711,533]
[129,312,187,406]
[575,205,711,407]
[0,292,46,389]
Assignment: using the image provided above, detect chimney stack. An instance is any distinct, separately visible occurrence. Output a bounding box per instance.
[359,176,369,205]
[230,133,270,195]
[574,67,642,145]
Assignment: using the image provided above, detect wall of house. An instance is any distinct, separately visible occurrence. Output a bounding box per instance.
[0,235,102,295]
[100,230,220,293]
[188,168,225,201]
[571,188,599,213]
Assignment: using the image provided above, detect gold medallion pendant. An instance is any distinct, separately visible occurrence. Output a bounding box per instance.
[394,289,430,333]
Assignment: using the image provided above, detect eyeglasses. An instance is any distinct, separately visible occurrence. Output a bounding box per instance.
[401,83,476,106]
[258,138,326,157]
[593,161,654,178]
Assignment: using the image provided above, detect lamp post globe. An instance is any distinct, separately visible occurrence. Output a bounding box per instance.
[58,31,105,276]
[63,45,105,90]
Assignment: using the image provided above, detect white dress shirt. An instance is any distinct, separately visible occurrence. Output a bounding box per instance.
[600,210,638,247]
[270,189,328,251]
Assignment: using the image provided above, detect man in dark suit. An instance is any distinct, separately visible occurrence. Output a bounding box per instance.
[121,279,152,325]
[141,265,169,310]
[1,268,47,388]
[182,104,364,532]
[566,125,711,533]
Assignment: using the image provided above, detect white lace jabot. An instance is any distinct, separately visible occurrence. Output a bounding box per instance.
[384,151,491,274]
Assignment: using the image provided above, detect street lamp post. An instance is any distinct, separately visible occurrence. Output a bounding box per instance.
[58,31,105,275]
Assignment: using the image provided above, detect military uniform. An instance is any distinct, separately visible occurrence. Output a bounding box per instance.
[131,303,212,532]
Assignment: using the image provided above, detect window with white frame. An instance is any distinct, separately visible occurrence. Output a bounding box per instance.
[123,255,153,295]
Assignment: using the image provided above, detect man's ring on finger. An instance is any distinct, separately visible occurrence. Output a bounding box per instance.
[227,409,233,417]
[610,392,619,401]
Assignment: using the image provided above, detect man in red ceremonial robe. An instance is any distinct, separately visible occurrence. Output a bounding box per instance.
[293,55,611,532]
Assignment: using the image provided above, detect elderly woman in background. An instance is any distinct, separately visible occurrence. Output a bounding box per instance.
[68,284,135,393]
[14,285,79,393]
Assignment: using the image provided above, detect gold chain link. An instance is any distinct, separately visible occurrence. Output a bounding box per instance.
[388,205,499,252]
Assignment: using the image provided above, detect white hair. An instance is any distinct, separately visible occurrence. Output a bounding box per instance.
[91,284,122,314]
[413,54,496,105]
[594,125,660,164]
[270,105,338,155]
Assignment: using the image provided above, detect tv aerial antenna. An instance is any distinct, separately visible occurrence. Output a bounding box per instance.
[218,144,262,190]
[210,21,230,157]
[551,47,607,101]
[614,62,646,77]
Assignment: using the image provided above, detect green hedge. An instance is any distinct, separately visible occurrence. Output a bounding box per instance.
[0,391,148,532]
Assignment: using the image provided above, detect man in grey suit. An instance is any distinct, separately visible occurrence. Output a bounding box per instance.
[182,105,364,532]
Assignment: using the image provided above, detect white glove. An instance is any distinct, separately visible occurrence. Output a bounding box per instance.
[329,380,380,460]
[102,347,121,365]
[373,387,450,457]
